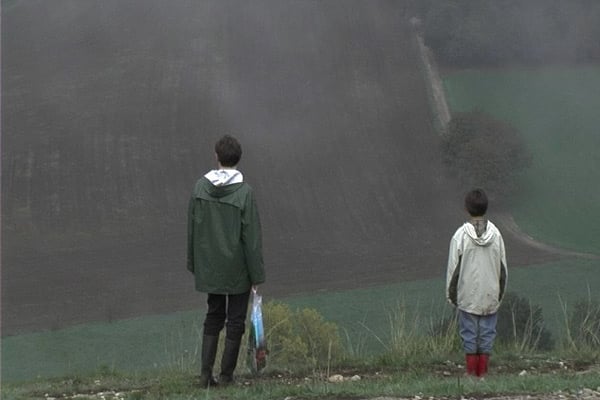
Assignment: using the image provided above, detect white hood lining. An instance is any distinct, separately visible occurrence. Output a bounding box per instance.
[204,169,244,186]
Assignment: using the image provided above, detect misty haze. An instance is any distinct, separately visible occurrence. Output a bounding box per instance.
[2,0,599,386]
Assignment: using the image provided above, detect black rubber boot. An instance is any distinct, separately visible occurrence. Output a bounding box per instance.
[199,335,219,388]
[219,338,242,385]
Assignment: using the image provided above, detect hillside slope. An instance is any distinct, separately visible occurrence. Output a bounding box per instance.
[1,0,553,335]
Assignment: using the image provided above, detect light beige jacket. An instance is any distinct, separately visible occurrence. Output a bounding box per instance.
[446,220,507,315]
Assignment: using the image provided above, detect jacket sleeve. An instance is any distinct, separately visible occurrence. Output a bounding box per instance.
[446,233,461,306]
[186,196,195,273]
[498,233,508,302]
[241,189,266,285]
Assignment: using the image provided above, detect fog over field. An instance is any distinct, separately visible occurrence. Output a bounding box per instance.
[1,0,554,336]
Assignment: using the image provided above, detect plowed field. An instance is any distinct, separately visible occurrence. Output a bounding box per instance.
[1,0,555,336]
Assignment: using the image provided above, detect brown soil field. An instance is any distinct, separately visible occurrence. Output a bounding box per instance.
[1,0,556,336]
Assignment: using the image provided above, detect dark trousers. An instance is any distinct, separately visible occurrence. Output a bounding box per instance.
[203,291,251,341]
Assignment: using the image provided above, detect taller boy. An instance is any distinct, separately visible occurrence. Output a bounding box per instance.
[446,189,507,377]
[187,135,266,387]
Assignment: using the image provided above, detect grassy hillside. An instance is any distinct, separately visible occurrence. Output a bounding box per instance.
[443,66,600,254]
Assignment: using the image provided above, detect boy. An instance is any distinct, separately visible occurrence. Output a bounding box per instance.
[187,135,266,387]
[446,189,507,377]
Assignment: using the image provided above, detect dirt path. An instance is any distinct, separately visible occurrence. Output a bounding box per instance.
[495,212,600,260]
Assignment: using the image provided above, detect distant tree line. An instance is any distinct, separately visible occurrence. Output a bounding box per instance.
[410,0,600,66]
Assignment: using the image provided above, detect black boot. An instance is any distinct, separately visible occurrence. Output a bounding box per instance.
[199,335,219,388]
[219,338,242,385]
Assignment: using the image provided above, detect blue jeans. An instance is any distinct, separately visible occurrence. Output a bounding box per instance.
[458,310,497,354]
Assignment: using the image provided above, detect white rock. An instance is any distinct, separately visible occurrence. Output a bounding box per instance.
[328,374,344,383]
[350,375,361,381]
[518,370,528,376]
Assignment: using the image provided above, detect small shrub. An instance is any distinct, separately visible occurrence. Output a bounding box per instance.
[497,292,554,352]
[262,302,344,370]
[567,298,600,349]
[341,326,370,358]
[428,309,460,354]
[385,303,459,363]
[387,302,420,356]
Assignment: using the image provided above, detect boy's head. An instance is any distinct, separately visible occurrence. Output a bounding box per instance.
[215,135,242,167]
[465,189,488,217]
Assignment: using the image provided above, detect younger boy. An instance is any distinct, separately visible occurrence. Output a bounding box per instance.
[446,189,507,377]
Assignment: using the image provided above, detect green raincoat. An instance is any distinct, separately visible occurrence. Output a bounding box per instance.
[187,172,265,294]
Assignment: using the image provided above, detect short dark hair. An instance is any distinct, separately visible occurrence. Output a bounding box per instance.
[215,135,242,167]
[465,189,488,217]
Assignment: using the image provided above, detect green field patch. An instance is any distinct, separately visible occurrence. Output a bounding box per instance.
[1,311,204,383]
[443,66,600,254]
[3,259,599,383]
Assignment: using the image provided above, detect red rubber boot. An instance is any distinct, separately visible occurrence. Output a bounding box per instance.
[477,353,489,377]
[465,354,479,376]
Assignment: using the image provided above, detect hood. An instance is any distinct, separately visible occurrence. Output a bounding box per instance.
[463,220,497,246]
[204,169,244,186]
[199,169,244,198]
